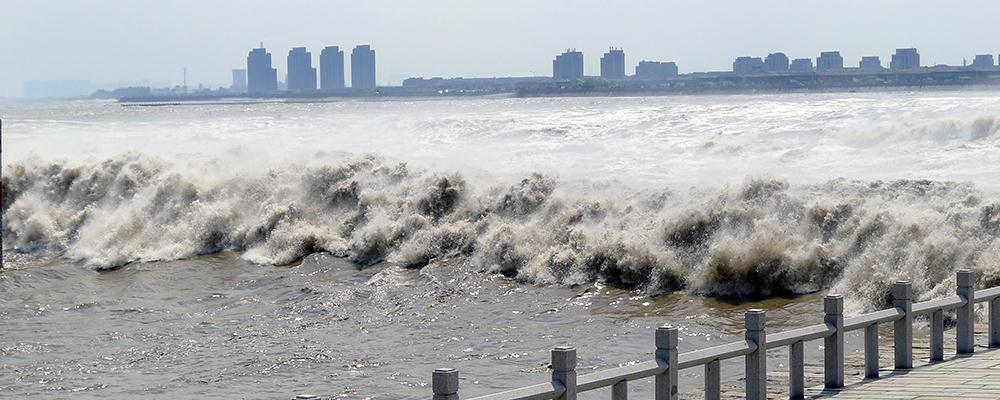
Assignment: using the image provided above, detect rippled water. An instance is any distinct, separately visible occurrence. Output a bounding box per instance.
[2,90,999,398]
[0,252,834,399]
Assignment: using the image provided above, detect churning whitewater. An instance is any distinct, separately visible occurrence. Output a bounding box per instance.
[4,91,1000,399]
[4,152,999,311]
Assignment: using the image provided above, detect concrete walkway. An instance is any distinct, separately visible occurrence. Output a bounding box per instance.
[806,347,1000,399]
[702,325,997,399]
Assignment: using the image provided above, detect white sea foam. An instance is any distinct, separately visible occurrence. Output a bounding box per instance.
[4,92,1000,190]
[3,91,1000,311]
[3,153,999,312]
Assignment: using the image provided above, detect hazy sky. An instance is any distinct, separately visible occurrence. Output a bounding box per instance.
[2,0,998,97]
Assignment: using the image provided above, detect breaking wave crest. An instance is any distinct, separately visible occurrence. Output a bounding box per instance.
[4,153,1000,311]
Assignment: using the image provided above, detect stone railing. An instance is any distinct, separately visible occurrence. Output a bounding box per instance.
[430,269,1000,400]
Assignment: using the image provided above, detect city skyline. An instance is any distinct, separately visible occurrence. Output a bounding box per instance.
[15,43,1000,98]
[22,42,1000,98]
[3,0,1000,98]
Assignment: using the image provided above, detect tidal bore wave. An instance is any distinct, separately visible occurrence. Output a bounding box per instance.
[3,153,999,311]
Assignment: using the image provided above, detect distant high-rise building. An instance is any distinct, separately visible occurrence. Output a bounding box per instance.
[859,56,883,70]
[553,49,584,80]
[764,53,789,72]
[351,45,377,89]
[320,46,345,91]
[890,48,920,70]
[230,69,247,92]
[286,47,317,92]
[247,46,278,94]
[634,61,678,79]
[600,48,626,80]
[790,58,814,73]
[816,51,844,72]
[972,54,995,68]
[733,56,764,75]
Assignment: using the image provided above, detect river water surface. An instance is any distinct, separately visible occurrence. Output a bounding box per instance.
[2,91,1000,398]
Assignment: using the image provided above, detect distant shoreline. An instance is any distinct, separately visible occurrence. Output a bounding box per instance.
[514,68,1000,98]
[115,83,1000,106]
[513,81,1000,99]
[115,69,1000,104]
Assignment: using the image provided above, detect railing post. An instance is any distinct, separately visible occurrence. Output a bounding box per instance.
[432,368,459,400]
[930,309,944,362]
[552,346,577,400]
[611,380,627,400]
[991,296,1000,348]
[705,359,720,400]
[744,309,766,400]
[824,295,844,389]
[655,326,678,400]
[789,341,804,399]
[864,323,879,379]
[893,281,912,369]
[956,269,975,354]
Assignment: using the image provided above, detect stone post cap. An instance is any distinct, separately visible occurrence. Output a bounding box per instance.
[824,295,844,315]
[956,270,974,288]
[893,281,912,300]
[433,368,459,394]
[656,325,678,349]
[745,309,766,331]
[551,346,577,371]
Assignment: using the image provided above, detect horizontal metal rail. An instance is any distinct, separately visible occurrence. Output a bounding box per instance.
[432,270,1000,400]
